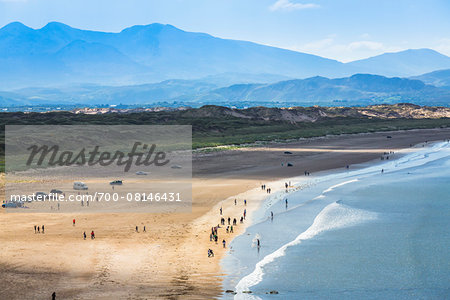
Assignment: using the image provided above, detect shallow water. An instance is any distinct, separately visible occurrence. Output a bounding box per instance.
[222,141,450,299]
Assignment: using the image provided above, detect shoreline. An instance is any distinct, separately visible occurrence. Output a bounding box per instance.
[219,140,450,298]
[213,138,448,297]
[1,128,450,299]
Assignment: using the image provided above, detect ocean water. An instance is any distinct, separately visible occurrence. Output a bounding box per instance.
[222,141,450,300]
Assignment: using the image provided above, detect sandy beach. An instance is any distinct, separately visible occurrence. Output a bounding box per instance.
[1,128,450,299]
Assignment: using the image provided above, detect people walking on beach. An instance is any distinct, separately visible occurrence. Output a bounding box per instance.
[235,199,237,205]
[136,226,139,232]
[221,218,225,225]
[271,211,274,220]
[240,217,244,223]
[143,226,146,232]
[285,182,288,189]
[34,225,37,233]
[233,218,237,225]
[37,226,40,233]
[228,217,231,225]
[214,235,218,244]
[222,239,226,248]
[230,225,234,233]
[91,231,95,239]
[42,225,45,234]
[83,231,86,240]
[243,209,247,220]
[381,169,384,173]
[73,219,76,226]
[210,233,213,241]
[257,239,260,248]
[244,199,247,206]
[220,207,222,215]
[226,226,229,233]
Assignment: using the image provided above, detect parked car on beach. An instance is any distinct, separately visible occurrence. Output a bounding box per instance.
[73,182,88,190]
[110,180,123,185]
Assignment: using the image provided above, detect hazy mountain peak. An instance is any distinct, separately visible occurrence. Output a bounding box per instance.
[40,21,73,30]
[120,23,181,34]
[0,21,33,33]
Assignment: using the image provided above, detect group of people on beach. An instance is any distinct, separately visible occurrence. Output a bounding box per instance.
[82,231,95,239]
[261,184,272,194]
[208,197,253,257]
[33,225,45,234]
[135,225,147,233]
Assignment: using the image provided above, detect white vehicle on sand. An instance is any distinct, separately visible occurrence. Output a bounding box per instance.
[73,182,88,190]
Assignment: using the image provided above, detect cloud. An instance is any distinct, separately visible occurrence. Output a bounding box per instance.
[291,36,404,62]
[434,38,450,56]
[348,41,384,51]
[270,0,319,12]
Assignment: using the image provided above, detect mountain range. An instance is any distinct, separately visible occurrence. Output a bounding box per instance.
[2,73,450,108]
[2,22,450,90]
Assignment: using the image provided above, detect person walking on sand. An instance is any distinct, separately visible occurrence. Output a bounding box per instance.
[233,218,237,225]
[214,235,218,244]
[235,199,237,205]
[34,225,37,233]
[83,231,86,240]
[42,225,45,234]
[228,217,231,225]
[210,233,213,241]
[220,207,222,215]
[52,292,56,300]
[226,226,229,233]
[244,199,247,206]
[208,249,214,257]
[143,226,146,232]
[37,226,40,233]
[243,209,246,220]
[91,231,95,239]
[230,225,234,233]
[73,219,76,226]
[271,211,274,220]
[222,239,226,248]
[257,239,260,248]
[136,226,139,232]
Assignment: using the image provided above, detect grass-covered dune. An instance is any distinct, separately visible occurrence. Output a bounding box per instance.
[0,103,449,172]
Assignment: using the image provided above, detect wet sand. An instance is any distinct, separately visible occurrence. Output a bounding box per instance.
[1,128,449,299]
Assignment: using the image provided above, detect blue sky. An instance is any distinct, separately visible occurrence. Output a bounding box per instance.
[0,0,449,62]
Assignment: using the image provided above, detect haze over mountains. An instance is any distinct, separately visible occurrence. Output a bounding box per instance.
[1,21,450,107]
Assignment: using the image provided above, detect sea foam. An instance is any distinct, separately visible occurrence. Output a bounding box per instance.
[235,202,378,295]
